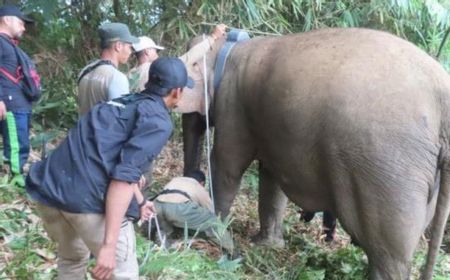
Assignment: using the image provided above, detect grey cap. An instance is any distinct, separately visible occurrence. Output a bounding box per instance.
[98,22,139,45]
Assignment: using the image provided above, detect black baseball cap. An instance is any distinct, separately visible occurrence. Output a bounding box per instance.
[144,57,194,96]
[0,5,33,23]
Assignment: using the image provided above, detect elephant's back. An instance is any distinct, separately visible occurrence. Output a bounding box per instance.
[225,28,447,144]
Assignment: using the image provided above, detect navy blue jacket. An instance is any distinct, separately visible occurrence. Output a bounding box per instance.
[26,93,173,219]
[0,34,32,112]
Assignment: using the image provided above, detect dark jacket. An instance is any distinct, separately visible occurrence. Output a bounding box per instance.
[0,33,32,112]
[26,93,173,219]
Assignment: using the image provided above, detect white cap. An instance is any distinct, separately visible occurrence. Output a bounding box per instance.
[132,36,165,52]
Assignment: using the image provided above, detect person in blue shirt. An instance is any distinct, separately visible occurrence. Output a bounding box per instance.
[26,57,193,280]
[0,5,38,186]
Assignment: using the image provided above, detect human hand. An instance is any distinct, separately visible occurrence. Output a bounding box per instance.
[0,101,7,120]
[140,201,156,221]
[90,244,116,280]
[138,175,146,189]
[211,24,227,40]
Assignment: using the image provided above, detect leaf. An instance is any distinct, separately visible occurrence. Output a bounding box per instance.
[8,236,27,250]
[33,248,56,262]
[217,255,242,272]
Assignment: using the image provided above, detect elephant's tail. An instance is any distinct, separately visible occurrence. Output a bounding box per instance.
[422,148,450,280]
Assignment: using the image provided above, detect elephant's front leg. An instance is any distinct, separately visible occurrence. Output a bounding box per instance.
[182,112,206,175]
[211,148,254,218]
[211,119,256,218]
[252,162,288,248]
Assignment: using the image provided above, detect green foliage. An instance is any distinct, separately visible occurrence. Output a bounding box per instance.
[241,161,259,194]
[412,249,450,279]
[299,243,368,280]
[0,183,57,279]
[0,173,449,279]
[445,216,450,253]
[33,77,78,129]
[243,241,368,280]
[206,215,234,251]
[137,235,242,279]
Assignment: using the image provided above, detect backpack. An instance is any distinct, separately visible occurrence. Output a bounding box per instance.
[149,189,192,201]
[0,35,41,101]
[77,60,113,84]
[107,92,156,123]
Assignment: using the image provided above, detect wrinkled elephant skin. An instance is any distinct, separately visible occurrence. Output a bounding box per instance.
[211,28,450,280]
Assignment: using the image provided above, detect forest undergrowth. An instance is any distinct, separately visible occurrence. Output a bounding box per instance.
[0,134,449,280]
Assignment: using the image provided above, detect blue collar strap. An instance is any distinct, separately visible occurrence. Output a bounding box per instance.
[213,29,250,93]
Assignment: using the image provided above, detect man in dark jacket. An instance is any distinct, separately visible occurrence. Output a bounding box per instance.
[26,57,193,280]
[0,5,38,186]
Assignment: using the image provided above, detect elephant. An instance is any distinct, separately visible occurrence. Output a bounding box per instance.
[181,31,338,246]
[195,28,450,280]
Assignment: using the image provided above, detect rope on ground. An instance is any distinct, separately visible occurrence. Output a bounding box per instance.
[141,214,165,266]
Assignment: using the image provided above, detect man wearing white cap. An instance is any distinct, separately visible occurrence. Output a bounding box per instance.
[127,36,164,92]
[128,24,227,93]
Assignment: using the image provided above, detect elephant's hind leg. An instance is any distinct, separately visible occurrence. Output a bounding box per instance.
[251,162,288,247]
[347,196,423,280]
[367,253,411,280]
[340,188,424,279]
[182,112,206,175]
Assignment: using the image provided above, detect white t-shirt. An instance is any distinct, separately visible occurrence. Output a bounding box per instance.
[78,60,129,115]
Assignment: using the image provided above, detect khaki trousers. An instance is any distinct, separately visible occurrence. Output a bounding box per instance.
[35,203,138,280]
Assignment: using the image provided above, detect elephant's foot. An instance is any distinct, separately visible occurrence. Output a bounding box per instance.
[250,232,285,248]
[323,230,335,243]
[350,237,361,247]
[323,226,336,243]
[299,210,315,223]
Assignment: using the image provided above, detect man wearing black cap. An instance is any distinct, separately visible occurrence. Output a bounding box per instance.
[78,22,139,116]
[26,57,193,280]
[0,5,37,186]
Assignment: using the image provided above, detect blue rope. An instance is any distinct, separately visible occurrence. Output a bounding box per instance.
[213,29,250,93]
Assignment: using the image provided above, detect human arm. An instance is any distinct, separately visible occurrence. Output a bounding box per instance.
[91,180,134,280]
[195,186,214,211]
[210,24,227,40]
[179,24,227,65]
[138,197,156,222]
[0,101,6,120]
[133,177,156,221]
[0,46,7,120]
[110,103,172,186]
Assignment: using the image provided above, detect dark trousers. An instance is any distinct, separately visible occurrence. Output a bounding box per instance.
[1,111,30,174]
